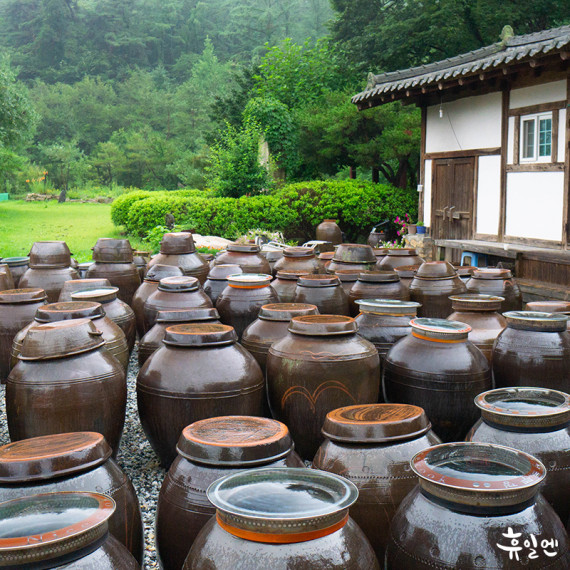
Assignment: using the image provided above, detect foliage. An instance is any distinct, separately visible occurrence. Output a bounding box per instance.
[110,190,155,226]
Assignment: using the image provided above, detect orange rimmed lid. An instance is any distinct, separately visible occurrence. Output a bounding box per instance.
[288,315,357,336]
[411,318,471,342]
[177,416,294,466]
[163,323,237,347]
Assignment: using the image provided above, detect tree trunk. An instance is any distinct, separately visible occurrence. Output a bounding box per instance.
[349,166,356,179]
[372,167,379,183]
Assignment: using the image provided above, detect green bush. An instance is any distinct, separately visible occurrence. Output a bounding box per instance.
[110,190,152,226]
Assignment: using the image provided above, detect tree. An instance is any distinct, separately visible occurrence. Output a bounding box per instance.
[38,140,86,201]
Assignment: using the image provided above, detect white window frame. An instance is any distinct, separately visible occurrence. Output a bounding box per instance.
[519,112,553,163]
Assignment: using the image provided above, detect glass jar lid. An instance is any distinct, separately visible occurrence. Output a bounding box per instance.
[322,403,431,443]
[226,243,260,253]
[207,264,243,281]
[472,268,513,280]
[387,248,418,256]
[158,275,199,292]
[71,287,118,304]
[411,318,471,341]
[297,274,340,288]
[415,261,457,279]
[227,273,272,288]
[357,271,399,283]
[289,315,357,336]
[475,387,570,430]
[0,288,46,305]
[258,303,318,322]
[163,323,237,347]
[177,416,294,466]
[333,244,376,263]
[0,432,111,483]
[275,271,310,281]
[449,294,504,312]
[160,231,196,254]
[412,442,546,508]
[207,467,358,543]
[504,311,568,332]
[355,299,421,315]
[283,247,315,258]
[156,308,220,323]
[35,301,104,323]
[144,264,184,283]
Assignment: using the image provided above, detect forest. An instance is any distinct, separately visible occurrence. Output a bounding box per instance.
[0,0,567,197]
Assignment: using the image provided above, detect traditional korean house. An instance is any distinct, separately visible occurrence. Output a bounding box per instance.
[353,25,570,300]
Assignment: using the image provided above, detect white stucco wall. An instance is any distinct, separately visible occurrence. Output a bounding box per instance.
[423,159,432,225]
[509,80,567,109]
[476,155,501,235]
[426,92,502,152]
[505,172,564,241]
[506,116,515,165]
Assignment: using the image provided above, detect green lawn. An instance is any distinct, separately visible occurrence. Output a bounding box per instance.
[0,200,144,262]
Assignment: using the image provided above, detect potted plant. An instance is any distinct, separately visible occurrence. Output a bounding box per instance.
[416,221,426,235]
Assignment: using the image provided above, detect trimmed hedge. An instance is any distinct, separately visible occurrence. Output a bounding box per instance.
[112,181,418,242]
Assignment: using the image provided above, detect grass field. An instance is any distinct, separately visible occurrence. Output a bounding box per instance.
[0,200,144,262]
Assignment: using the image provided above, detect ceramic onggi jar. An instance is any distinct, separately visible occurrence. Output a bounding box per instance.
[156,416,304,570]
[58,278,112,302]
[0,265,14,292]
[0,257,29,287]
[184,468,379,569]
[526,301,570,331]
[327,244,377,274]
[211,243,271,274]
[273,247,324,275]
[347,271,409,316]
[293,274,350,316]
[270,270,309,303]
[316,219,342,244]
[378,248,424,271]
[465,268,523,313]
[203,264,242,305]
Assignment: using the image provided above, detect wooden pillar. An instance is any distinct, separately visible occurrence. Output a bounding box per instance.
[564,76,570,248]
[419,106,427,224]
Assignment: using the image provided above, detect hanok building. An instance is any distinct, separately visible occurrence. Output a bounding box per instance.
[353,25,570,300]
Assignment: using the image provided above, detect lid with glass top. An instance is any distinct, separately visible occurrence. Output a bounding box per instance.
[158,276,199,293]
[258,303,318,321]
[356,299,421,315]
[411,318,471,342]
[449,294,504,312]
[504,311,568,332]
[71,287,118,303]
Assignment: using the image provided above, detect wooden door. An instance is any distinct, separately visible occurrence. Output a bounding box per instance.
[432,157,475,241]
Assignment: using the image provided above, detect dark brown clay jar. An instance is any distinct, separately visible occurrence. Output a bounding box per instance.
[467,387,570,529]
[203,264,242,306]
[58,278,112,301]
[373,247,389,268]
[316,219,342,244]
[211,243,271,274]
[293,274,350,316]
[132,264,184,337]
[334,269,359,293]
[28,240,72,268]
[137,323,266,467]
[327,243,377,274]
[379,248,424,270]
[319,251,334,270]
[267,315,380,460]
[0,492,140,569]
[386,442,570,569]
[92,238,134,263]
[263,249,284,275]
[526,301,570,331]
[241,303,319,373]
[466,268,523,312]
[156,416,304,570]
[143,276,213,332]
[454,264,477,282]
[147,232,210,284]
[216,273,278,339]
[133,250,150,281]
[274,247,324,275]
[409,261,467,318]
[0,265,14,291]
[447,294,507,362]
[11,301,130,371]
[138,307,220,367]
[0,288,47,383]
[394,264,419,295]
[7,319,127,455]
[184,468,379,570]
[348,271,409,316]
[86,262,141,307]
[313,404,441,561]
[0,257,29,287]
[493,311,570,392]
[77,262,93,278]
[19,266,80,303]
[72,287,136,352]
[0,432,143,563]
[270,270,309,303]
[383,318,491,442]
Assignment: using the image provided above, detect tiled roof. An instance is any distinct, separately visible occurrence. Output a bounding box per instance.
[352,25,570,106]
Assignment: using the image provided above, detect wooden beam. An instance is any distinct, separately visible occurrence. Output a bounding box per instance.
[561,52,569,61]
[565,76,570,248]
[551,108,559,163]
[505,162,565,172]
[508,100,566,116]
[499,88,509,240]
[513,115,520,166]
[529,59,538,68]
[472,155,479,238]
[420,106,427,225]
[424,148,501,160]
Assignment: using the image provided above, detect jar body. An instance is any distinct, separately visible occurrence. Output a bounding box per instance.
[203,279,227,305]
[157,452,304,570]
[184,516,379,570]
[348,280,409,316]
[1,258,29,287]
[20,266,79,303]
[466,275,523,312]
[148,253,209,284]
[409,276,466,318]
[293,284,349,316]
[379,252,424,271]
[327,260,376,274]
[99,298,136,352]
[316,220,342,244]
[493,328,570,392]
[383,336,491,441]
[7,349,127,454]
[271,277,299,303]
[132,281,158,337]
[137,344,266,467]
[86,262,141,307]
[386,487,570,569]
[211,250,271,274]
[143,289,212,331]
[241,319,290,373]
[267,334,380,459]
[273,255,324,274]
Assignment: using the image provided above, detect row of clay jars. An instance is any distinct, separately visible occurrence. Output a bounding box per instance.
[347,271,409,316]
[0,432,143,563]
[466,267,523,312]
[211,243,271,274]
[0,256,29,287]
[11,301,130,371]
[156,416,304,570]
[7,318,127,455]
[137,323,266,467]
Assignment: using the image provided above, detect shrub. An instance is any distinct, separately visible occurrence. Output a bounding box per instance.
[111,190,152,226]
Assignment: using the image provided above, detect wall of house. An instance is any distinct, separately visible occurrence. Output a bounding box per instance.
[476,155,501,236]
[509,80,566,109]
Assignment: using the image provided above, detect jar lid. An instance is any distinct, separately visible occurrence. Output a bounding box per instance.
[28,241,72,268]
[0,432,112,483]
[19,319,105,360]
[0,288,46,304]
[357,271,399,283]
[227,273,272,288]
[0,492,115,566]
[373,248,389,256]
[322,404,431,443]
[226,243,260,253]
[283,247,315,258]
[71,287,118,303]
[449,294,504,312]
[158,275,199,292]
[259,303,319,321]
[334,270,359,283]
[163,323,237,347]
[355,299,421,315]
[0,257,29,267]
[264,250,284,262]
[333,244,376,263]
[387,248,418,256]
[454,265,477,277]
[92,238,133,263]
[319,252,335,261]
[412,442,546,507]
[525,301,570,314]
[35,301,104,323]
[207,468,358,543]
[275,271,310,281]
[156,308,220,323]
[297,274,340,288]
[289,315,357,336]
[77,262,94,271]
[472,268,513,280]
[394,265,420,278]
[144,264,184,283]
[177,416,294,466]
[207,264,243,281]
[58,279,112,302]
[475,388,570,430]
[415,261,457,279]
[160,232,196,254]
[504,311,568,332]
[411,318,471,341]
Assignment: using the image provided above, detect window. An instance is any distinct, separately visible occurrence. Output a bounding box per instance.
[520,112,552,162]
